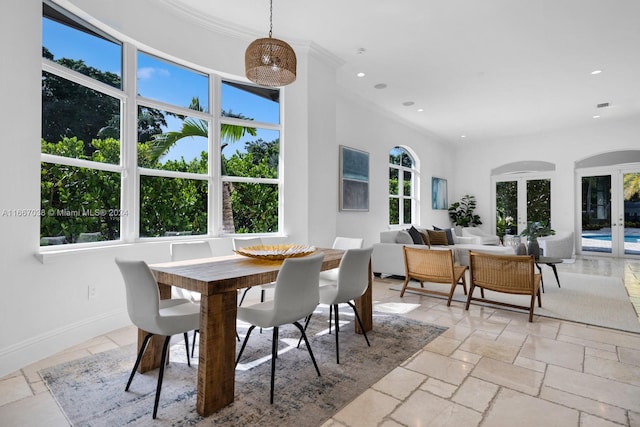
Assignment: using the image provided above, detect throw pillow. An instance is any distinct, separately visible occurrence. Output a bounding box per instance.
[433,225,455,245]
[427,229,449,246]
[395,230,414,244]
[407,226,424,245]
[419,230,431,246]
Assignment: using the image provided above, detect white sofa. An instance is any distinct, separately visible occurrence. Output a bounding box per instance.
[461,227,500,245]
[372,229,514,277]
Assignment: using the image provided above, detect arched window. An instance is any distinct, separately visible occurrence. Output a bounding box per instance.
[389,147,418,225]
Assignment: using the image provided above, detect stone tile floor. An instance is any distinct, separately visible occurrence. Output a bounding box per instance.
[1,255,639,426]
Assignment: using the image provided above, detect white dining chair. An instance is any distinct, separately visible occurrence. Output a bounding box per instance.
[232,237,276,305]
[319,236,364,282]
[115,258,200,419]
[170,241,212,302]
[235,252,324,404]
[305,247,373,364]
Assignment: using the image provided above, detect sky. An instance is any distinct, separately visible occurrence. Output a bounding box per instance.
[42,16,279,163]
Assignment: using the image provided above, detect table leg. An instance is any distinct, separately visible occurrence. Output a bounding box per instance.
[355,261,373,334]
[196,290,237,416]
[137,283,172,373]
[549,264,561,288]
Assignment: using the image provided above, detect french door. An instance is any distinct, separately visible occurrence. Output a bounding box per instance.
[493,173,552,235]
[578,167,640,257]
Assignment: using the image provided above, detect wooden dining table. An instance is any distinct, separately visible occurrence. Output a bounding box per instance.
[147,247,372,416]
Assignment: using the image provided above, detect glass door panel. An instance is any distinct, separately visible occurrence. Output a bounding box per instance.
[495,176,551,237]
[526,179,551,225]
[580,175,612,254]
[623,172,640,255]
[496,181,517,236]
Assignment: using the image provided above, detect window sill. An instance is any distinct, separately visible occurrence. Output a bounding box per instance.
[35,241,136,264]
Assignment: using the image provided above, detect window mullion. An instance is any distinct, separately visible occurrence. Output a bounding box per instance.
[121,42,138,242]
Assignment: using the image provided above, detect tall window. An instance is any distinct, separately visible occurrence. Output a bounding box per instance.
[40,3,282,246]
[136,52,210,238]
[220,82,280,234]
[41,3,124,245]
[389,147,418,225]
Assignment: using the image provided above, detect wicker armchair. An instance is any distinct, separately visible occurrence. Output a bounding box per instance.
[400,246,468,306]
[466,251,542,322]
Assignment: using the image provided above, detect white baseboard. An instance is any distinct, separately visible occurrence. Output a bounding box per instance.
[0,309,130,378]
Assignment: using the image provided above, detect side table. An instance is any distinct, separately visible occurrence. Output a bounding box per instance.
[535,256,563,293]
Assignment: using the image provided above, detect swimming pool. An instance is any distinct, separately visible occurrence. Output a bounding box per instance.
[582,234,640,243]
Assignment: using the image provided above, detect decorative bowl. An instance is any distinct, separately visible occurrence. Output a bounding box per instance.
[234,244,316,260]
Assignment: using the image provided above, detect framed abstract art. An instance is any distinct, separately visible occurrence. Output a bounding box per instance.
[340,145,369,211]
[432,177,448,209]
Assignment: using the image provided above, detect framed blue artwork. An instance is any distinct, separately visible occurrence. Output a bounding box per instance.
[340,145,369,211]
[432,177,448,210]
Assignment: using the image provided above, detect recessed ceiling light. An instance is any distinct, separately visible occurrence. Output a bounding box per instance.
[593,115,601,119]
[460,135,467,138]
[417,108,424,112]
[591,69,603,75]
[374,83,387,89]
[356,72,365,77]
[402,101,415,106]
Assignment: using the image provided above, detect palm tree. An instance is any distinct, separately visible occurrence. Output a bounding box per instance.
[148,98,257,233]
[624,173,640,201]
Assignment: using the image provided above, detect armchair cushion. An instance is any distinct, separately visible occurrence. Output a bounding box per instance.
[538,231,574,259]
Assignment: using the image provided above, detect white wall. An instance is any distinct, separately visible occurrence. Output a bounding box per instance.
[335,94,457,247]
[453,116,640,235]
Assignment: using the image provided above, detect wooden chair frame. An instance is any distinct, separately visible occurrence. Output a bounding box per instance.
[466,251,542,322]
[400,246,468,306]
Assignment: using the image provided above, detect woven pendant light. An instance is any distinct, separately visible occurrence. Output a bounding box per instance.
[245,0,296,87]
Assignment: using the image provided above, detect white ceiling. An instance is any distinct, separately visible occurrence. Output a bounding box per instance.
[168,0,640,144]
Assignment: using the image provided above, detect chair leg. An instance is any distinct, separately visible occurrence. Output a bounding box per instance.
[399,277,410,297]
[465,285,475,311]
[292,321,321,377]
[347,301,370,347]
[447,282,456,306]
[296,314,313,349]
[191,330,198,357]
[460,275,468,295]
[334,304,340,364]
[528,294,536,323]
[153,336,172,419]
[183,332,191,367]
[126,333,153,391]
[270,326,278,404]
[235,325,256,365]
[238,287,251,306]
[328,305,333,334]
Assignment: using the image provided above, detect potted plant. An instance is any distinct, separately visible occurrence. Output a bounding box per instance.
[448,194,482,229]
[520,221,555,258]
[496,208,514,244]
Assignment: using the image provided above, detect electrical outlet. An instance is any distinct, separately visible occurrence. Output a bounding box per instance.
[88,285,97,299]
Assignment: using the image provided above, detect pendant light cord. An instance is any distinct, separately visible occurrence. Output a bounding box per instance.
[269,0,273,38]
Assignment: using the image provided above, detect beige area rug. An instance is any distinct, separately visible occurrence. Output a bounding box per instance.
[391,271,640,333]
[40,308,445,427]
